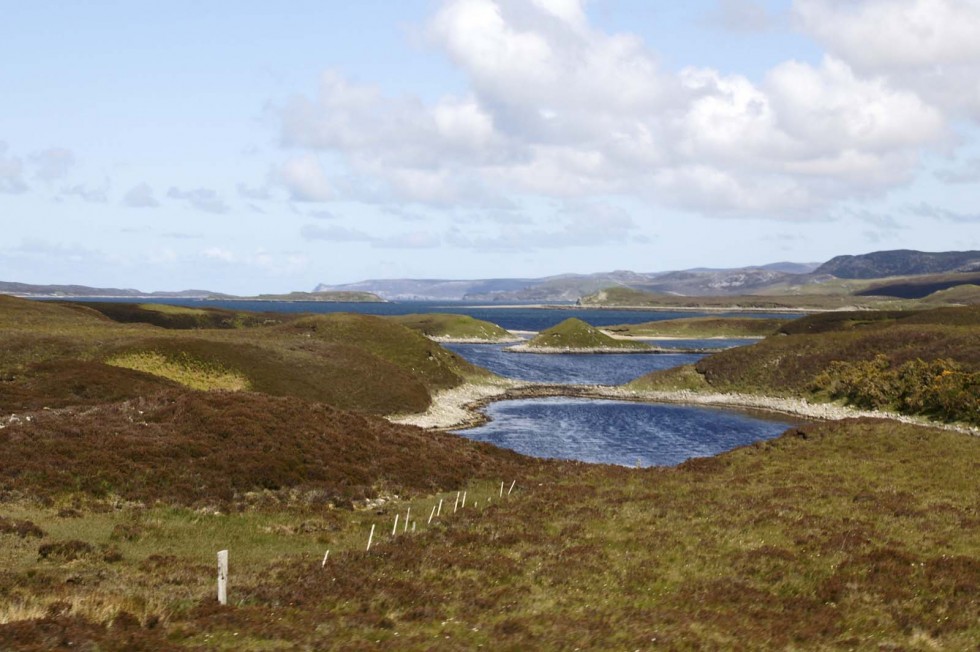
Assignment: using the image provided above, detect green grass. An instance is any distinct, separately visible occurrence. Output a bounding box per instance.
[524,317,651,350]
[388,313,515,341]
[1,297,490,416]
[106,351,251,391]
[603,316,787,338]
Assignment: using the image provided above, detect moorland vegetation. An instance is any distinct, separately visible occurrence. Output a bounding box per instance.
[0,295,977,649]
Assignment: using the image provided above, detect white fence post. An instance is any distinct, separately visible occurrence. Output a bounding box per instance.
[366,524,375,551]
[217,550,228,605]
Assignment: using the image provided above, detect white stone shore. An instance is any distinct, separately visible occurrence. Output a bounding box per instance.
[388,379,528,429]
[388,381,980,437]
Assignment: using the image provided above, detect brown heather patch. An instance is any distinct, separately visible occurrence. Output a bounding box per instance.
[0,389,536,507]
[0,418,976,648]
[0,516,45,538]
[0,360,180,413]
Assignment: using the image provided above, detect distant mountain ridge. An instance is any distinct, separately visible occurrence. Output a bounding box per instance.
[0,282,213,298]
[315,264,824,301]
[815,249,980,279]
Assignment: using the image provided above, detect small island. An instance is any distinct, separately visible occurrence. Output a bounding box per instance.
[388,313,521,343]
[506,317,655,353]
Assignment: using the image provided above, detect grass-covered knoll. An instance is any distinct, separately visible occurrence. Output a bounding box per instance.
[632,306,980,425]
[604,316,787,338]
[523,317,651,350]
[2,418,976,649]
[921,284,980,305]
[388,313,515,341]
[73,301,296,330]
[275,313,489,391]
[1,297,487,416]
[855,270,980,299]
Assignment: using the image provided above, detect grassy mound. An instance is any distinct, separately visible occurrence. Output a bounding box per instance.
[632,306,980,424]
[524,318,651,350]
[73,301,295,330]
[389,313,514,341]
[921,284,980,305]
[604,316,787,338]
[276,313,490,390]
[0,390,535,507]
[1,298,489,416]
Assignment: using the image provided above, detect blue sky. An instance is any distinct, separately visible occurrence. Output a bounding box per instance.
[2,0,979,294]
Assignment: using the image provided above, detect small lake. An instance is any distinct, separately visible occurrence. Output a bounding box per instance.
[456,397,796,467]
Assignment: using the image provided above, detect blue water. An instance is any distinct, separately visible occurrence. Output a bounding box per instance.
[67,297,794,466]
[445,342,706,385]
[457,398,794,467]
[71,297,798,333]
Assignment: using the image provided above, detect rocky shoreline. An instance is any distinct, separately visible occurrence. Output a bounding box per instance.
[389,381,980,436]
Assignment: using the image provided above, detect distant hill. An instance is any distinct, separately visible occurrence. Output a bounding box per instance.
[815,250,980,279]
[0,281,213,298]
[855,271,980,299]
[315,265,823,301]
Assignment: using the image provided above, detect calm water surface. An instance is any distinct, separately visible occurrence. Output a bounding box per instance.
[456,397,796,467]
[445,342,705,385]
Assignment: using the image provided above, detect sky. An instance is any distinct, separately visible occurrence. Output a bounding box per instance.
[2,0,980,294]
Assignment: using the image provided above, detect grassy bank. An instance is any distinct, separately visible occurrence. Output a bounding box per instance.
[604,316,787,338]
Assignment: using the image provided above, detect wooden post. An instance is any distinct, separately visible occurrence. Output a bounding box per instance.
[454,491,460,513]
[428,505,437,525]
[321,550,330,567]
[508,480,516,496]
[392,513,400,536]
[412,522,416,532]
[437,498,443,517]
[404,507,410,533]
[462,491,467,509]
[366,524,375,551]
[500,481,504,498]
[217,550,228,605]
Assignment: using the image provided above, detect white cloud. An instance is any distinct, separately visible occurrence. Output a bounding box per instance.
[61,182,109,203]
[908,202,980,223]
[447,200,644,251]
[274,0,961,219]
[237,182,273,201]
[301,224,440,249]
[706,0,780,32]
[0,142,28,194]
[278,155,333,202]
[794,0,980,118]
[202,247,236,262]
[32,147,76,181]
[167,186,229,214]
[935,157,980,183]
[122,182,160,208]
